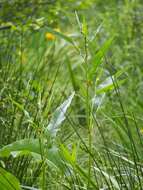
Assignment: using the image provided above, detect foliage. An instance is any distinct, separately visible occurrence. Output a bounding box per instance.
[0,0,143,190]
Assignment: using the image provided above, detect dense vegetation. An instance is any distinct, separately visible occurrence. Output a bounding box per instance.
[0,0,143,189]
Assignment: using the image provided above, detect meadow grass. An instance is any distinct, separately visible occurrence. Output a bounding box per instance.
[0,1,143,190]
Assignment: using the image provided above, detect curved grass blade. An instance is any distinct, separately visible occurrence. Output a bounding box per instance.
[46,92,75,138]
[94,167,120,190]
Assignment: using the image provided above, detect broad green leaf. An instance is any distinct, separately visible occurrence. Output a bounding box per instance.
[46,92,75,137]
[89,37,114,79]
[0,139,63,171]
[96,76,126,94]
[0,167,20,190]
[0,139,41,157]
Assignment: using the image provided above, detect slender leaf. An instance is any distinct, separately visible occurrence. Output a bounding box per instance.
[46,92,75,137]
[94,167,120,189]
[0,167,20,190]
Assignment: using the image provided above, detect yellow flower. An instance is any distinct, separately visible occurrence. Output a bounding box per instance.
[45,32,55,41]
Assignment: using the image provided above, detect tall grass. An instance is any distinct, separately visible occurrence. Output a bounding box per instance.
[0,2,143,189]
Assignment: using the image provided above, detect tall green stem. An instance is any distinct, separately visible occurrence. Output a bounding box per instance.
[84,34,92,189]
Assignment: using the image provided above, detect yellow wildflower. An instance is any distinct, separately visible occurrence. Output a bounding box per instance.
[45,32,55,41]
[45,28,61,41]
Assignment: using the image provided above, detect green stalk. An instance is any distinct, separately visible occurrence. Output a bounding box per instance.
[83,30,93,188]
[39,132,46,190]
